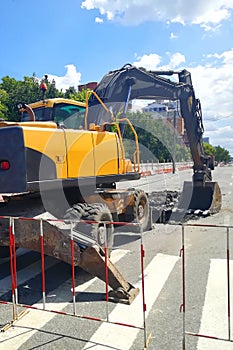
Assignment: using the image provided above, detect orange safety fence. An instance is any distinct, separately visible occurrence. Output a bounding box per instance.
[140,161,193,177]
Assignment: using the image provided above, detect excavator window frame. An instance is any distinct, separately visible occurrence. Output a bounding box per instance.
[21,106,52,122]
[21,102,86,129]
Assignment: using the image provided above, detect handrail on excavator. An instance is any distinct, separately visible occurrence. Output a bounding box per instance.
[84,90,113,130]
[84,90,140,173]
[116,117,140,173]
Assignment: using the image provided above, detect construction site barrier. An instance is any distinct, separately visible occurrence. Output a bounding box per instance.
[180,222,233,349]
[0,215,151,349]
[2,215,230,348]
[140,161,193,177]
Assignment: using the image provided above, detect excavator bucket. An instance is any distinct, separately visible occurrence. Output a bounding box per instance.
[179,181,222,214]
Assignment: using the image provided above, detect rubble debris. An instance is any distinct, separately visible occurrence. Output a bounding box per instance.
[148,191,211,224]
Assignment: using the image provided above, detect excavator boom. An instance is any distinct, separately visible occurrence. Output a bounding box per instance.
[88,64,222,213]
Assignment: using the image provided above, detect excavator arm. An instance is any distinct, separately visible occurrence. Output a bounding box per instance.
[88,64,211,184]
[88,64,221,213]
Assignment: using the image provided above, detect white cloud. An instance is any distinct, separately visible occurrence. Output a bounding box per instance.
[206,125,233,154]
[81,0,233,29]
[193,7,231,30]
[169,52,186,68]
[188,51,233,123]
[133,52,185,70]
[45,64,82,91]
[180,50,233,153]
[133,53,161,70]
[170,32,178,39]
[95,17,103,23]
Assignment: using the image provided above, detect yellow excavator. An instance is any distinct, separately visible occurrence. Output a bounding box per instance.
[0,65,221,300]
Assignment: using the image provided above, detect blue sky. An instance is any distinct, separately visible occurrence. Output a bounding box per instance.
[1,0,233,155]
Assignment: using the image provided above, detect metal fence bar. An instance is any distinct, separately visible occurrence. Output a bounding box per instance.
[9,217,17,320]
[104,223,109,322]
[70,222,76,315]
[182,224,233,347]
[0,215,147,342]
[139,223,149,349]
[12,218,18,306]
[180,225,186,350]
[40,219,46,309]
[0,298,144,329]
[226,227,231,341]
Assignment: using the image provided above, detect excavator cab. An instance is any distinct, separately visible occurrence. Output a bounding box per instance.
[20,98,86,129]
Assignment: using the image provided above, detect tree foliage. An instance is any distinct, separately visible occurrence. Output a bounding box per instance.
[123,111,191,162]
[0,89,8,119]
[203,142,216,156]
[214,145,231,163]
[0,74,87,121]
[203,142,231,163]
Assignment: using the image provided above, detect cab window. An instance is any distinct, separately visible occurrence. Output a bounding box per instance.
[21,102,86,129]
[21,107,52,121]
[53,103,85,129]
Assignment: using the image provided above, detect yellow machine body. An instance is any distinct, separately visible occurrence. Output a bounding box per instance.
[0,97,139,195]
[22,123,125,179]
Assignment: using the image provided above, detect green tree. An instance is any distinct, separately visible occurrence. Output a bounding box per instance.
[123,111,190,162]
[0,74,73,121]
[214,145,231,163]
[68,88,91,103]
[203,142,216,156]
[0,75,42,121]
[44,78,62,99]
[64,86,77,99]
[0,89,9,119]
[0,72,91,122]
[175,144,191,162]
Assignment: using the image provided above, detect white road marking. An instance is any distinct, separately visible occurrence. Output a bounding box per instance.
[0,248,30,266]
[0,256,58,295]
[0,249,128,349]
[83,253,179,350]
[197,259,233,350]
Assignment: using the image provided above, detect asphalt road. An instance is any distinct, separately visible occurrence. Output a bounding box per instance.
[0,165,233,350]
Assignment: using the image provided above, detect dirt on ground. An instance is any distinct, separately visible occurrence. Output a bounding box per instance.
[149,190,211,224]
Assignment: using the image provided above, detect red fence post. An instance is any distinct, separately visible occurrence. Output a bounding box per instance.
[226,227,231,341]
[40,219,46,309]
[139,223,148,348]
[70,222,76,315]
[180,225,186,350]
[104,223,109,322]
[9,217,17,320]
